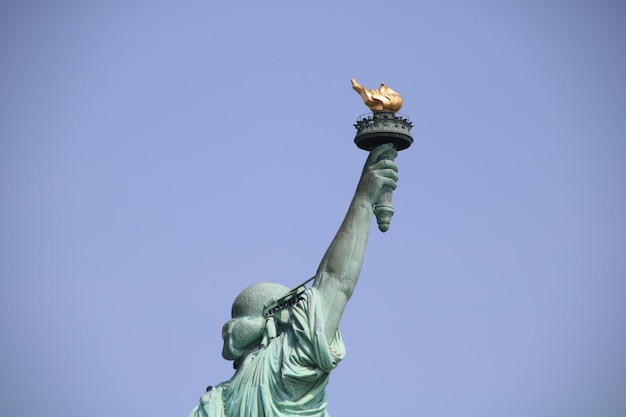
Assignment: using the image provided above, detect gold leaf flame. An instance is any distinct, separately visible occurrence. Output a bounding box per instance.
[351,78,403,112]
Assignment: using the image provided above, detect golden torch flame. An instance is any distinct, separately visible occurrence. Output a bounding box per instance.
[351,78,403,112]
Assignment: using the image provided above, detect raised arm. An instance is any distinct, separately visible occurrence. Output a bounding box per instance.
[313,144,398,340]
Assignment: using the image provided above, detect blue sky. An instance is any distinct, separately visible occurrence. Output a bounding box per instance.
[1,1,625,416]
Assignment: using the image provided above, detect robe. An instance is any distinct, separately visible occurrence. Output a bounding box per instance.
[188,287,346,417]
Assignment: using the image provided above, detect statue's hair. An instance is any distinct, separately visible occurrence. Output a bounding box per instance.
[222,316,266,360]
[222,282,291,363]
[231,282,290,318]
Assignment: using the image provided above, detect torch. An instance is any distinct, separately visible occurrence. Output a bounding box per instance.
[352,78,413,232]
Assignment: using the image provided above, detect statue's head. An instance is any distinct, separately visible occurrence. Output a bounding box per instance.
[221,282,290,362]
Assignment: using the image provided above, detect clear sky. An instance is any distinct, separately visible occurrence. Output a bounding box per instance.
[1,1,625,416]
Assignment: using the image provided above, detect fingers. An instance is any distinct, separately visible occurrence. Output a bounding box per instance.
[364,160,399,193]
[363,144,397,174]
[358,146,400,204]
[370,158,398,172]
[368,159,399,180]
[380,177,398,191]
[380,170,399,190]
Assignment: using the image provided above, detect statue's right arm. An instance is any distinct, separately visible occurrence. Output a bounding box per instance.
[313,144,398,341]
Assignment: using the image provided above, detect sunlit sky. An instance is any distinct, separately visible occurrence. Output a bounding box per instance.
[2,2,625,416]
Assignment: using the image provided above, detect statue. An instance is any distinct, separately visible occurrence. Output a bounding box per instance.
[188,80,411,417]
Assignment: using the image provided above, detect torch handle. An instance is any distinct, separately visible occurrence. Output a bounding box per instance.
[374,146,397,232]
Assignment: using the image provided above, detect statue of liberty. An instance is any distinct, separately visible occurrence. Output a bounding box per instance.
[188,80,408,417]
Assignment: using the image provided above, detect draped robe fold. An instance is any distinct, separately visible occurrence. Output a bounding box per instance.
[188,288,346,417]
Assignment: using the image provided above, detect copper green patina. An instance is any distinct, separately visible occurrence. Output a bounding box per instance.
[187,144,399,417]
[188,79,413,417]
